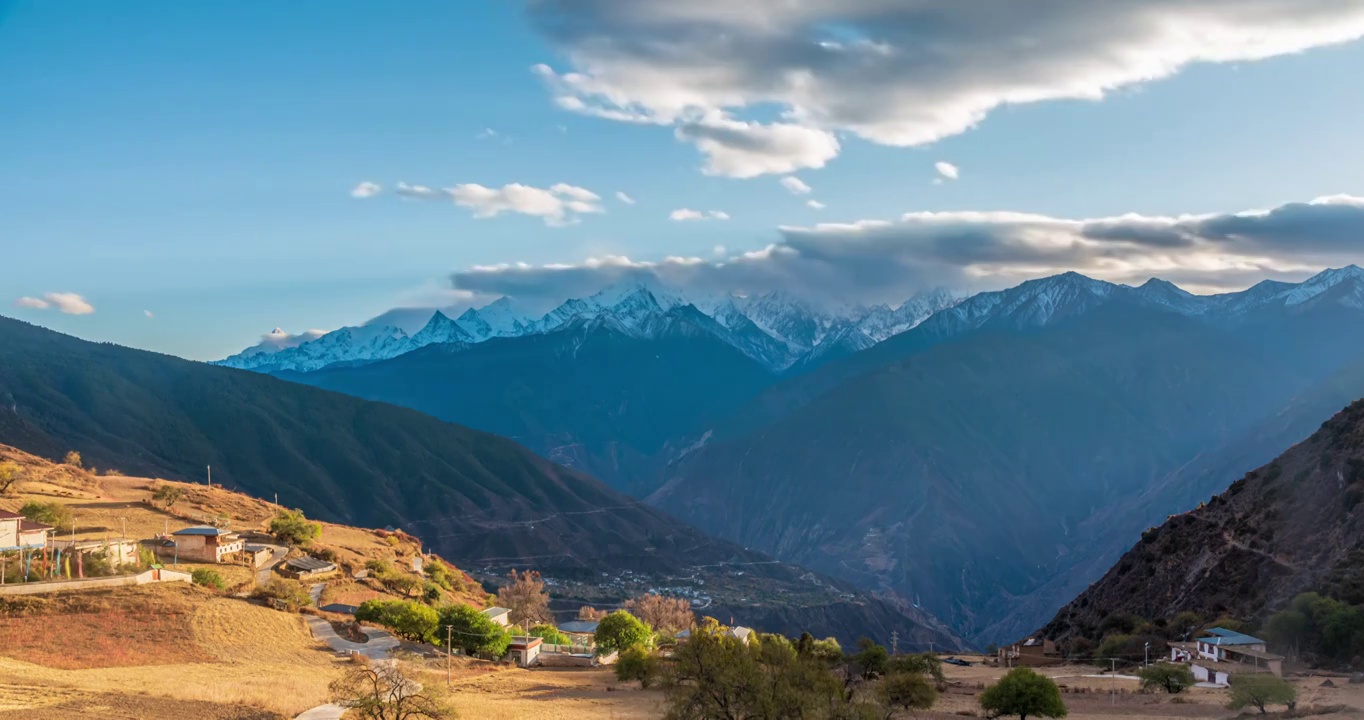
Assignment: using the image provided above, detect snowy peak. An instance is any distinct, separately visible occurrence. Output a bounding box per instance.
[410,311,474,346]
[456,297,535,341]
[1285,265,1364,307]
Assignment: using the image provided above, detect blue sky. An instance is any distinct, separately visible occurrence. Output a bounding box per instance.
[5,1,1364,359]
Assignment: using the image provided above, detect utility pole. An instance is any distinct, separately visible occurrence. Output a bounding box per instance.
[1110,658,1117,706]
[891,630,898,656]
[928,640,934,655]
[446,625,453,686]
[274,492,279,507]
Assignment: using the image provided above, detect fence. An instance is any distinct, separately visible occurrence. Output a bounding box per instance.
[0,568,191,596]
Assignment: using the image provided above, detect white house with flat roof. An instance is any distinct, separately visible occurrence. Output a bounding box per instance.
[0,510,51,551]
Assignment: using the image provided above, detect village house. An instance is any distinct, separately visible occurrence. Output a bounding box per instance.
[482,606,511,627]
[557,619,599,645]
[507,636,543,667]
[999,637,1064,667]
[676,626,754,644]
[162,526,244,563]
[1168,627,1284,685]
[280,555,337,579]
[0,510,52,551]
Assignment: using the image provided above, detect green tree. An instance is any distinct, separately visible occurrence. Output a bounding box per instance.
[616,645,660,688]
[1263,608,1310,657]
[594,610,653,655]
[528,624,570,645]
[355,599,440,644]
[152,484,184,508]
[1138,663,1194,694]
[889,652,945,687]
[437,603,511,658]
[1227,674,1296,715]
[269,507,322,546]
[191,568,227,591]
[425,559,463,593]
[1168,611,1204,639]
[851,637,889,679]
[19,500,74,532]
[980,668,1067,720]
[879,671,938,713]
[0,462,24,494]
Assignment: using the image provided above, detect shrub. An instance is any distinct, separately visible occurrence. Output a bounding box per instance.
[851,637,889,679]
[254,577,313,611]
[888,652,945,687]
[980,668,1067,720]
[151,484,184,508]
[616,645,660,687]
[1138,663,1194,694]
[529,624,570,645]
[62,451,82,469]
[19,500,74,532]
[880,671,938,712]
[1227,674,1296,714]
[192,568,227,591]
[269,508,322,546]
[594,610,653,655]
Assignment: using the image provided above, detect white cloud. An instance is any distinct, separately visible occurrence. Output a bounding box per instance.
[530,1,1364,173]
[18,292,95,315]
[935,162,960,181]
[780,176,812,195]
[713,245,727,255]
[350,181,381,198]
[144,310,154,318]
[477,128,511,143]
[674,113,839,178]
[448,194,1364,305]
[615,191,636,205]
[807,200,826,209]
[670,208,730,222]
[394,181,605,225]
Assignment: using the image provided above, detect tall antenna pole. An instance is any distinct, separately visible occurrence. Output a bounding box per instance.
[207,465,212,487]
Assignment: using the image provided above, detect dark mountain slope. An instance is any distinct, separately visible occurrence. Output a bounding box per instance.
[653,302,1312,643]
[0,316,961,648]
[1043,397,1364,641]
[294,306,777,495]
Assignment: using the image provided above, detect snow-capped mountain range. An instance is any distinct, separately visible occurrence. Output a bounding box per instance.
[215,265,1364,375]
[215,279,962,374]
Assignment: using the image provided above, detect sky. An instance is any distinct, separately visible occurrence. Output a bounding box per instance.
[5,0,1364,359]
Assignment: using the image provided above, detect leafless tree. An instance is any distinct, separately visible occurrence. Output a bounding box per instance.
[495,569,552,627]
[0,462,24,495]
[625,593,695,635]
[329,655,454,720]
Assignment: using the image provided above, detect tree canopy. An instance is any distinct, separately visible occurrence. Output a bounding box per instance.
[355,599,441,644]
[980,667,1067,720]
[495,569,551,628]
[1228,674,1296,715]
[269,507,322,546]
[1138,663,1194,694]
[594,610,653,655]
[438,603,511,658]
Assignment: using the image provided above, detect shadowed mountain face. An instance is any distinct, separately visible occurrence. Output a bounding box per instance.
[292,306,778,496]
[0,315,964,650]
[1043,397,1364,642]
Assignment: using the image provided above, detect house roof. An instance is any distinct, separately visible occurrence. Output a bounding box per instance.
[172,526,235,537]
[1225,646,1286,661]
[482,607,511,619]
[558,620,599,634]
[285,556,336,572]
[510,636,544,649]
[1198,628,1265,646]
[0,510,23,520]
[18,519,52,531]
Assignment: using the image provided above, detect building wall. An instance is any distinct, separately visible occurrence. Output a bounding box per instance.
[0,568,190,596]
[0,520,16,548]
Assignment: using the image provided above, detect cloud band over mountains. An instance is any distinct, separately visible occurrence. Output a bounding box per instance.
[449,195,1364,306]
[529,0,1364,177]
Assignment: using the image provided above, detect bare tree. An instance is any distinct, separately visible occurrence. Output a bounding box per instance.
[625,593,695,636]
[495,569,552,628]
[578,605,608,621]
[329,655,454,720]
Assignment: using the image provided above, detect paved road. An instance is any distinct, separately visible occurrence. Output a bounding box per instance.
[305,616,399,660]
[254,543,289,586]
[294,703,346,720]
[309,582,324,607]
